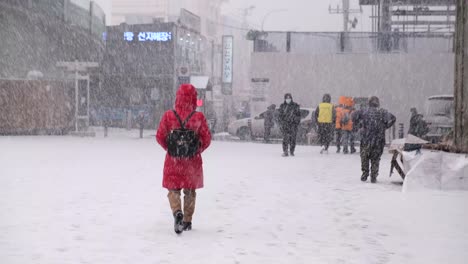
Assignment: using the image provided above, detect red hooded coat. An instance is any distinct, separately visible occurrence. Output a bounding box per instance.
[156,84,212,189]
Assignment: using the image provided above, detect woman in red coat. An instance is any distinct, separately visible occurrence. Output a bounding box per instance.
[156,84,211,234]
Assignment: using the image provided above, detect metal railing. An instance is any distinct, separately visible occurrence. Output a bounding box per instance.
[253,31,454,54]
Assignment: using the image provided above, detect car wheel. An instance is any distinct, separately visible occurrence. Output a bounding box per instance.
[238,126,251,141]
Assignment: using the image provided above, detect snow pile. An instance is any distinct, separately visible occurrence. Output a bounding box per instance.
[403,151,468,192]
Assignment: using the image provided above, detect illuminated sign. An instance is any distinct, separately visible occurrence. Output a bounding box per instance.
[124,32,172,42]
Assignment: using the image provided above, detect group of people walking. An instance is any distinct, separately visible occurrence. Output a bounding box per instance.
[315,94,357,154]
[268,93,396,185]
[155,84,396,234]
[313,94,396,183]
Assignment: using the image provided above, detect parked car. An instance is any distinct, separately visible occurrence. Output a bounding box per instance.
[228,108,317,143]
[424,95,454,143]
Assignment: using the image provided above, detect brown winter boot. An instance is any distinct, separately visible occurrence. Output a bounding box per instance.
[183,189,197,224]
[167,190,182,214]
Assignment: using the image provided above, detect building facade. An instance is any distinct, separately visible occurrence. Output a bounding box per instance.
[102,22,212,127]
[0,0,106,134]
[0,0,106,79]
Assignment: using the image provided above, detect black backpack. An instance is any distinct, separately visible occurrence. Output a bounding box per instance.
[167,110,200,158]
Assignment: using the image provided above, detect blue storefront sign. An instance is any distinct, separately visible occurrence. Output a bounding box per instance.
[124,32,172,42]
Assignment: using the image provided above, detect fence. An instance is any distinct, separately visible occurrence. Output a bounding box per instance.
[254,32,454,54]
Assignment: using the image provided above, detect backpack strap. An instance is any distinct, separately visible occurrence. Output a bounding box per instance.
[172,110,197,129]
[172,110,185,129]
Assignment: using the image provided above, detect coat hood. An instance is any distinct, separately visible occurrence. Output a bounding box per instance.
[338,96,347,105]
[344,97,354,108]
[369,96,380,108]
[175,84,198,112]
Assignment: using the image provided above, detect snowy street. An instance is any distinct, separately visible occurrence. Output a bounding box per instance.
[1,130,468,264]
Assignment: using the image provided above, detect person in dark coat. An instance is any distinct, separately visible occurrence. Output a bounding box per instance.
[315,94,336,154]
[405,107,429,152]
[278,94,301,156]
[264,104,276,143]
[352,96,396,183]
[408,108,429,138]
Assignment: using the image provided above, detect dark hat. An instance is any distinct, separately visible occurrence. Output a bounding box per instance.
[284,93,293,100]
[369,96,380,107]
[322,94,331,103]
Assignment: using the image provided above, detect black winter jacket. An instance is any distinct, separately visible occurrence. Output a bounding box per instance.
[353,107,396,146]
[278,102,301,130]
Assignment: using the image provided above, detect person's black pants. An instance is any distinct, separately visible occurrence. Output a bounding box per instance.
[318,123,334,150]
[335,129,342,150]
[264,125,272,142]
[282,127,298,154]
[360,143,384,179]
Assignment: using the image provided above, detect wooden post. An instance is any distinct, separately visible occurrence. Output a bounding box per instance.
[454,0,468,152]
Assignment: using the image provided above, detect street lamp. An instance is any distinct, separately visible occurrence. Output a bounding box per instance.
[261,9,288,31]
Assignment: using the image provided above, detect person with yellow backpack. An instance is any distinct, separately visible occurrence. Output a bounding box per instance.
[314,94,336,154]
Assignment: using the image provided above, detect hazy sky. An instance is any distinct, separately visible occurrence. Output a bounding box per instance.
[223,0,371,32]
[94,0,372,32]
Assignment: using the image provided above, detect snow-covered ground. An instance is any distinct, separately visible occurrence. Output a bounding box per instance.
[1,128,468,264]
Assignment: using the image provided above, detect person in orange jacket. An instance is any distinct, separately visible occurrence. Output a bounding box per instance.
[341,97,356,154]
[335,96,346,153]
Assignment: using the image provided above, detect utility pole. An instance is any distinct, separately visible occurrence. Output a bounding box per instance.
[343,0,350,32]
[454,0,468,152]
[329,0,362,32]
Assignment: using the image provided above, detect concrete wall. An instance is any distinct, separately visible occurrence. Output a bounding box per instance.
[250,52,454,134]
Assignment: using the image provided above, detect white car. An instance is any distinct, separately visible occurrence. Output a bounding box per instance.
[228,108,317,142]
[424,95,454,143]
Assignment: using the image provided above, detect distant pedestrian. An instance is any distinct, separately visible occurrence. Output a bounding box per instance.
[353,96,396,183]
[315,94,336,154]
[335,96,346,153]
[405,107,429,151]
[278,94,301,157]
[102,107,111,137]
[156,84,212,234]
[137,111,145,138]
[341,97,356,154]
[408,107,429,138]
[264,104,276,143]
